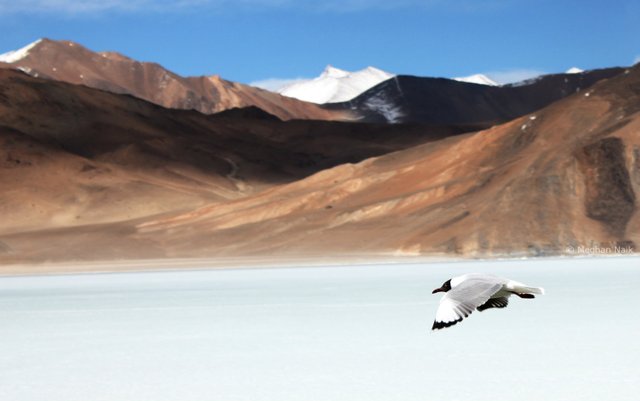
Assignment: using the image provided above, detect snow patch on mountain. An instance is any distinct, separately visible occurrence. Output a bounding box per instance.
[0,39,42,63]
[278,65,395,104]
[364,95,404,123]
[362,78,405,123]
[565,67,583,74]
[453,74,499,86]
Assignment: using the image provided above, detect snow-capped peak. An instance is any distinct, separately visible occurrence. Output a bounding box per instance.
[453,74,499,86]
[279,65,395,104]
[565,67,583,74]
[0,39,42,63]
[320,65,350,79]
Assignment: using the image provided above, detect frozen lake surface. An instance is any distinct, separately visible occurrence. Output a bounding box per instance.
[1,257,639,401]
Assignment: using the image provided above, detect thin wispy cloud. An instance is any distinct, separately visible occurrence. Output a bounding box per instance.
[0,0,495,15]
[0,0,208,14]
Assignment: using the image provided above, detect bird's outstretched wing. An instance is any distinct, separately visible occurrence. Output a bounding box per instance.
[432,279,503,330]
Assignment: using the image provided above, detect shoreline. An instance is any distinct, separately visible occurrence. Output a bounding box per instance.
[0,254,458,277]
[1,253,637,277]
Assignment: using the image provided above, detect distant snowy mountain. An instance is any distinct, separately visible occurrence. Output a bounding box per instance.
[278,65,395,104]
[453,74,499,86]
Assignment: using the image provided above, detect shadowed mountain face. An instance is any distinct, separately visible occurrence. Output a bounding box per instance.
[0,69,470,237]
[327,68,624,124]
[0,39,350,121]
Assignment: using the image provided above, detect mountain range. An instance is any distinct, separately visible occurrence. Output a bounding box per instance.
[0,39,637,263]
[0,39,349,121]
[1,39,614,127]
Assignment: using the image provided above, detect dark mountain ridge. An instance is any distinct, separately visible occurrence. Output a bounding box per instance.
[327,68,625,124]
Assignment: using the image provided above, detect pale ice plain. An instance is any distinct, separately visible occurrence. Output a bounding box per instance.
[1,257,639,401]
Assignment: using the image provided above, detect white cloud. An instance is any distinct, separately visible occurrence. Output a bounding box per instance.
[483,69,546,85]
[250,77,308,92]
[634,55,640,65]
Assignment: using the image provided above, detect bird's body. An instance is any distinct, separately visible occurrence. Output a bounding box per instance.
[431,274,544,330]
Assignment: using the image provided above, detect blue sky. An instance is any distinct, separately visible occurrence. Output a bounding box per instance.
[0,0,638,85]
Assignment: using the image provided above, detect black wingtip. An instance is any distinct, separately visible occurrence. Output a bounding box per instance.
[432,318,463,330]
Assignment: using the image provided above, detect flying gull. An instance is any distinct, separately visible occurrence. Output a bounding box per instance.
[431,273,544,330]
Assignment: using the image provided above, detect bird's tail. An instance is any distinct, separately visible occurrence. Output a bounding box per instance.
[519,285,545,295]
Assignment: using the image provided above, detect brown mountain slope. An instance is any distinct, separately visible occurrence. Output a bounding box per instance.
[129,65,640,258]
[2,65,638,262]
[0,69,470,240]
[0,38,349,121]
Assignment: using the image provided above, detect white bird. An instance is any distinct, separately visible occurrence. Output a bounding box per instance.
[431,274,544,330]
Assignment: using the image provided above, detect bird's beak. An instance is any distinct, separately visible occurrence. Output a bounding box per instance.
[432,287,444,294]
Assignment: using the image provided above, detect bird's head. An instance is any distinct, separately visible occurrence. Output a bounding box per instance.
[432,279,452,294]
